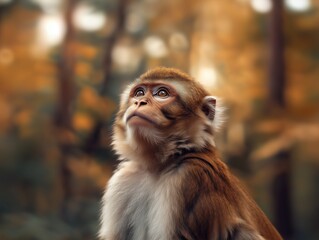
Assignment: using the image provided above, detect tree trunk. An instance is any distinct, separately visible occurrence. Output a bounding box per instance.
[268,0,285,108]
[84,0,129,153]
[54,0,77,220]
[268,1,293,238]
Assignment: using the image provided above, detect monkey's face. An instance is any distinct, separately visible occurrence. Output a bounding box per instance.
[125,82,177,129]
[112,68,222,164]
[116,80,191,147]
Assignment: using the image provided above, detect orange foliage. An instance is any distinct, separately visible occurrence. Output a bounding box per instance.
[78,87,116,119]
[14,109,33,137]
[75,62,91,77]
[0,98,12,133]
[72,113,94,132]
[76,44,98,59]
[68,156,113,189]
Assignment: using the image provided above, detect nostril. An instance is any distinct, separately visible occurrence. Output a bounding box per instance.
[139,100,147,106]
[135,99,148,107]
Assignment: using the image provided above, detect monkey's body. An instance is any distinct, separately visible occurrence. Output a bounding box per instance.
[99,68,282,240]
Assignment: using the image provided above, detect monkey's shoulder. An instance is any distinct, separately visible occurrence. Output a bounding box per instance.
[176,155,235,189]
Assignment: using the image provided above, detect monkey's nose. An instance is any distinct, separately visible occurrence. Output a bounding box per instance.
[135,99,148,107]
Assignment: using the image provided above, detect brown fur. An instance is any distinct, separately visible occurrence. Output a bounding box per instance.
[140,67,196,82]
[173,151,282,239]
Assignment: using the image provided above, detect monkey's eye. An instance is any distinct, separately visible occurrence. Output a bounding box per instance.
[155,88,169,98]
[134,88,145,97]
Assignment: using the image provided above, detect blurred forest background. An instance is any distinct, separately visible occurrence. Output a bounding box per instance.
[0,0,318,239]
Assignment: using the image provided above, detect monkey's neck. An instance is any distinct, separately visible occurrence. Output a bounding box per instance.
[127,137,215,173]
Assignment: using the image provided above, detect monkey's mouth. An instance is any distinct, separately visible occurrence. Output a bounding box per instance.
[127,112,157,126]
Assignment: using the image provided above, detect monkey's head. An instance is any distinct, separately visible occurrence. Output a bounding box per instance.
[112,67,223,168]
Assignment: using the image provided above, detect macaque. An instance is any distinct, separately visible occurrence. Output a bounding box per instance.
[99,67,282,240]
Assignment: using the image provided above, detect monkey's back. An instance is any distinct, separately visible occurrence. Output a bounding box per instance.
[175,152,282,240]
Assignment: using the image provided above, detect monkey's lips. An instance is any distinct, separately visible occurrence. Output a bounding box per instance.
[126,112,157,127]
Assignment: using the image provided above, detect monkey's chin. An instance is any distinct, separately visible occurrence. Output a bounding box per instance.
[127,116,156,128]
[127,120,163,146]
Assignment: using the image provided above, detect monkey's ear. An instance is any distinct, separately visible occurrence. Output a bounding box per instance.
[202,96,225,131]
[202,96,216,120]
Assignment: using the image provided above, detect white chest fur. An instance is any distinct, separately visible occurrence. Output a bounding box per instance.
[99,161,182,240]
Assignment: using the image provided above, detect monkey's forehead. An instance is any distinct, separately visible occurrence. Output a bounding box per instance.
[139,67,194,82]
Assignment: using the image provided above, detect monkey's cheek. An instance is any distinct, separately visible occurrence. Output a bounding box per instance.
[127,116,155,128]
